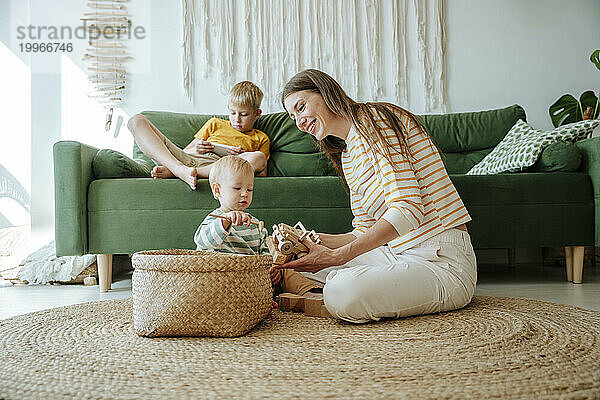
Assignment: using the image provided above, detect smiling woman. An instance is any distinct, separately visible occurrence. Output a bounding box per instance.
[279,69,477,324]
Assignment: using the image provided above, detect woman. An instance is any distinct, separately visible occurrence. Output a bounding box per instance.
[278,69,477,323]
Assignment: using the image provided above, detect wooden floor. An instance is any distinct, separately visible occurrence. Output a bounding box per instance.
[1,262,599,320]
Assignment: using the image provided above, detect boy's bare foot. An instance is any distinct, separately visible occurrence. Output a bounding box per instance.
[151,165,176,179]
[172,165,197,190]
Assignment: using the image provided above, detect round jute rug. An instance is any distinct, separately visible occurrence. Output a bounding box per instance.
[0,296,599,400]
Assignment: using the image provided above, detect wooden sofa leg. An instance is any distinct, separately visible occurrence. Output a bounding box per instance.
[565,246,573,282]
[98,254,113,292]
[572,246,584,284]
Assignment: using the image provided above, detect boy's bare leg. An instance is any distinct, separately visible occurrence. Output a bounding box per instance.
[194,164,213,178]
[127,114,197,189]
[239,151,267,176]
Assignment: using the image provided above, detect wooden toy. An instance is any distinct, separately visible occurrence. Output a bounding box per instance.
[320,304,332,318]
[83,276,97,286]
[302,292,324,317]
[277,293,304,312]
[208,214,260,225]
[276,292,331,318]
[269,221,321,265]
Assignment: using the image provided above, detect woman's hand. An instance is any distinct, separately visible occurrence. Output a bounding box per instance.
[195,139,215,154]
[274,237,348,274]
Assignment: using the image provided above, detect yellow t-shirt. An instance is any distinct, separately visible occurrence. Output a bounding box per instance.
[193,118,270,160]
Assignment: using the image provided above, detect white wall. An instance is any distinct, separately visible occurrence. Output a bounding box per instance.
[1,0,599,246]
[446,0,600,129]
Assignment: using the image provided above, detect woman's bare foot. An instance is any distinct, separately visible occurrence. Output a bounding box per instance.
[151,165,176,179]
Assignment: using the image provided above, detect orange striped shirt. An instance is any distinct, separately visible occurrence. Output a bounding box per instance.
[341,107,471,254]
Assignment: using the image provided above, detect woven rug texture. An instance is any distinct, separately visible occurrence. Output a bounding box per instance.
[0,296,599,399]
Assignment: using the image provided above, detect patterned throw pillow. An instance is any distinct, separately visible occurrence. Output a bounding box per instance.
[466,119,599,175]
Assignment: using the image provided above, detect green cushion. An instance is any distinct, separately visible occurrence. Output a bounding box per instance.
[440,149,491,174]
[267,152,336,176]
[418,105,526,152]
[87,176,353,253]
[92,149,154,179]
[527,140,582,172]
[467,119,599,175]
[254,112,320,153]
[417,105,526,174]
[450,172,594,247]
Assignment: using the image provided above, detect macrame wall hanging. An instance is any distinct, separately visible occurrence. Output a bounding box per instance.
[82,0,132,134]
[183,0,446,112]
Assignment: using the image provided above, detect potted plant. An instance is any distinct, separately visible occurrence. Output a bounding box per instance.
[549,50,600,126]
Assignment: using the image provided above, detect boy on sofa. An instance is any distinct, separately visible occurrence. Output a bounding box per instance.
[194,155,321,296]
[127,81,270,190]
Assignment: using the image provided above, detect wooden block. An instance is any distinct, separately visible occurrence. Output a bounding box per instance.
[272,253,287,265]
[303,292,323,300]
[266,236,275,254]
[320,305,332,318]
[294,242,309,253]
[83,276,97,286]
[277,293,304,312]
[309,230,321,244]
[303,292,324,317]
[304,298,323,316]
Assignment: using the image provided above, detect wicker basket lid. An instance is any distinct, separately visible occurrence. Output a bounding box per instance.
[131,249,272,273]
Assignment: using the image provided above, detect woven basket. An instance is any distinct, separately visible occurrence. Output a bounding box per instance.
[131,249,273,337]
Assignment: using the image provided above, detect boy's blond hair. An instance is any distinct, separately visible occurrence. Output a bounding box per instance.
[209,155,254,186]
[228,81,264,110]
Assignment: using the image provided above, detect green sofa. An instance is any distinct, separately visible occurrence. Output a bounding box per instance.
[53,105,600,290]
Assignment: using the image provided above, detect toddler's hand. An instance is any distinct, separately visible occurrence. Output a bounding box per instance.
[269,266,282,286]
[195,139,215,155]
[225,211,253,227]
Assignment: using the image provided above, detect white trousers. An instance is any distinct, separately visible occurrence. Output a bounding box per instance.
[302,228,477,323]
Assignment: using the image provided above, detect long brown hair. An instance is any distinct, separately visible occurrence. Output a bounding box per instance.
[281,69,432,192]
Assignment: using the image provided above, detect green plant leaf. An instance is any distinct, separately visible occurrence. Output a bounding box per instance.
[550,94,580,127]
[580,90,599,119]
[591,50,600,71]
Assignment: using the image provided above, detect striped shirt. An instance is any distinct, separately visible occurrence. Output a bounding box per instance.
[341,106,471,254]
[194,209,270,255]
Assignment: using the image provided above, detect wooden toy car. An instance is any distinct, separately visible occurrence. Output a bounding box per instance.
[266,221,321,265]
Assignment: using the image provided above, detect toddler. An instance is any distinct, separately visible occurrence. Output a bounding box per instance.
[194,155,320,295]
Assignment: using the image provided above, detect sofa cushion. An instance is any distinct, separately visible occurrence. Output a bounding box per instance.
[418,105,526,174]
[527,140,582,172]
[92,149,154,179]
[467,119,599,175]
[254,112,318,153]
[86,177,352,253]
[267,152,336,176]
[418,105,526,153]
[451,172,594,247]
